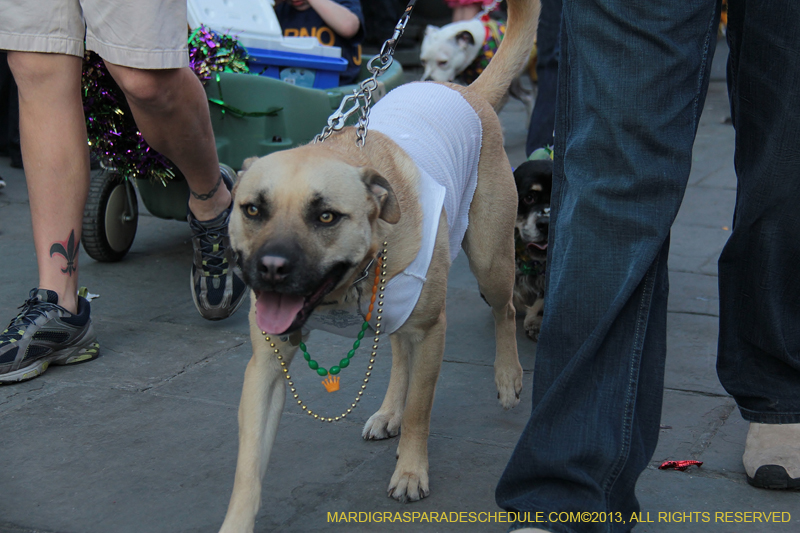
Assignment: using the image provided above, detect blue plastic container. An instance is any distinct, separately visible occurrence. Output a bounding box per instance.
[247,48,348,89]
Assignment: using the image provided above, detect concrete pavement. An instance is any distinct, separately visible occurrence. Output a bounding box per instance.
[1,42,798,532]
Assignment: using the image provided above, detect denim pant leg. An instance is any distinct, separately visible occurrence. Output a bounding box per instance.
[717,0,800,423]
[525,0,561,156]
[496,1,720,532]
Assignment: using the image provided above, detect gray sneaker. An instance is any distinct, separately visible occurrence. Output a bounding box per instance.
[188,164,247,320]
[0,288,99,383]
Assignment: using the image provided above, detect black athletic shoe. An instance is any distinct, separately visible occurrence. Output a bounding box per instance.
[0,289,99,383]
[188,165,247,320]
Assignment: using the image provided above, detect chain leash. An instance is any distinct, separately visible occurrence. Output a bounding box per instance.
[313,0,418,147]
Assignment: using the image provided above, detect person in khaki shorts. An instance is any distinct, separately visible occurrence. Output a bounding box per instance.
[0,0,248,383]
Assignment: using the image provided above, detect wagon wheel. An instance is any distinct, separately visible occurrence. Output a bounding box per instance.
[82,170,138,262]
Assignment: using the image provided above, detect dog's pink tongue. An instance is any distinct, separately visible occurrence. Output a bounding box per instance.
[528,242,548,251]
[255,292,305,334]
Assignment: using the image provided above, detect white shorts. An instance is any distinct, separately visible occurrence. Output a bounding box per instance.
[0,0,189,69]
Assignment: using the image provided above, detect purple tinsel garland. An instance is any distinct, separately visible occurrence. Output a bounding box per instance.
[81,26,249,185]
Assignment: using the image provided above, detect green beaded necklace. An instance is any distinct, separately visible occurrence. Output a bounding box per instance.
[299,321,370,377]
[262,243,387,423]
[298,249,384,379]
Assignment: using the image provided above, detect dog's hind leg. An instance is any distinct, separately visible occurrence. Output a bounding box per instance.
[220,303,298,533]
[363,334,409,440]
[461,151,522,409]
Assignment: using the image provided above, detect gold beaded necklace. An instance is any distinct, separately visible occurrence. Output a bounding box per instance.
[262,242,388,423]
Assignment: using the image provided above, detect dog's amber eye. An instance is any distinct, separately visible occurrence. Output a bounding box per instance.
[524,193,537,205]
[246,205,259,217]
[438,60,448,67]
[319,212,335,224]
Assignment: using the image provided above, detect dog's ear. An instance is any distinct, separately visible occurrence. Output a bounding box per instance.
[425,25,440,37]
[362,171,400,224]
[456,31,476,49]
[239,156,259,178]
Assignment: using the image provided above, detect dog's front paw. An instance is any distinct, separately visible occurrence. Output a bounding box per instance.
[523,312,543,341]
[218,514,255,533]
[363,410,402,440]
[495,362,523,410]
[387,463,430,503]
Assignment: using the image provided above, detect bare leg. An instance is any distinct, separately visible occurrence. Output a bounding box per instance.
[103,63,230,221]
[8,52,88,313]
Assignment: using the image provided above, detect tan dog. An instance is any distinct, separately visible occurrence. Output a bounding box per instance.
[219,1,539,531]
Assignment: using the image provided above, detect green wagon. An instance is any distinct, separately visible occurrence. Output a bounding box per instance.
[82,60,405,262]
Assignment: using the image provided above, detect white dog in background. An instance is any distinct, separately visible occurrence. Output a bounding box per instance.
[420,19,487,83]
[419,16,537,114]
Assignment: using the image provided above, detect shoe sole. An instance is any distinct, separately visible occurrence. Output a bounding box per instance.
[0,341,100,384]
[747,465,800,490]
[190,270,248,321]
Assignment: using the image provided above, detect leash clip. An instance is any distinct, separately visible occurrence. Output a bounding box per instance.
[352,257,376,287]
[314,0,418,147]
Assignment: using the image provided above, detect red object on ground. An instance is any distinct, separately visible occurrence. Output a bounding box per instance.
[659,460,703,471]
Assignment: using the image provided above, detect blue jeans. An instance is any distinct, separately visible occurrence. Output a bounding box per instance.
[716,0,800,423]
[496,1,800,532]
[525,0,561,156]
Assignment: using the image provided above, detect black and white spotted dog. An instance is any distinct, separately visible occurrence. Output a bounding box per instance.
[512,159,552,340]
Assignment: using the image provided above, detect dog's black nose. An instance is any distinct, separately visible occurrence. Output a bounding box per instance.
[536,211,550,233]
[259,255,293,283]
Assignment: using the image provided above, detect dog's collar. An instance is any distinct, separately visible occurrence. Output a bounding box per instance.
[352,257,376,286]
[318,252,381,307]
[352,246,387,287]
[519,259,545,277]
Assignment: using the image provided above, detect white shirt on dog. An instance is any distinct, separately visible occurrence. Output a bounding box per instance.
[304,82,482,336]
